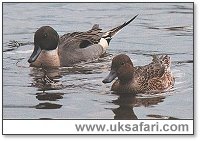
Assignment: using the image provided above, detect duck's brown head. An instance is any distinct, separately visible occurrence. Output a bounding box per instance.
[102,54,134,84]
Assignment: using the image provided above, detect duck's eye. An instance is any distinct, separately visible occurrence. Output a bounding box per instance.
[121,62,125,66]
[43,33,48,38]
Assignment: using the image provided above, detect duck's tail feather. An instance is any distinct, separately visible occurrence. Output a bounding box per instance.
[102,15,138,44]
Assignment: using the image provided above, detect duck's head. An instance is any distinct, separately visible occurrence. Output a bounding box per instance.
[102,54,134,83]
[28,26,59,63]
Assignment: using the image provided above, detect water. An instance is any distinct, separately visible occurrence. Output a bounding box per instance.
[3,3,193,119]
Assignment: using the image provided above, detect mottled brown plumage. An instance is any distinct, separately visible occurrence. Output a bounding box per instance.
[103,54,175,94]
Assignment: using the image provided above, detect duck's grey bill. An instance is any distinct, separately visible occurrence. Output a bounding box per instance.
[28,46,42,63]
[102,70,117,83]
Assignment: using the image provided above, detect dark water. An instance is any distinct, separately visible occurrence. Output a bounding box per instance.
[3,3,193,119]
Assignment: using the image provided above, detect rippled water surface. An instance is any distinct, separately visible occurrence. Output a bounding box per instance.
[3,3,193,119]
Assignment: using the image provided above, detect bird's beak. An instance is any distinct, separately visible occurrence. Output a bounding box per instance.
[28,45,42,63]
[102,69,117,83]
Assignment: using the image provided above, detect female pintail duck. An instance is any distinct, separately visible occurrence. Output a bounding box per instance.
[28,15,138,67]
[102,54,175,94]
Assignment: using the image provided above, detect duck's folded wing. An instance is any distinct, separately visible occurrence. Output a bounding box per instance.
[135,63,165,80]
[59,26,103,50]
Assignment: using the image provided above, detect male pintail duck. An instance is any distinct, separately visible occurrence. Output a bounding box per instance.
[102,54,175,94]
[28,15,138,67]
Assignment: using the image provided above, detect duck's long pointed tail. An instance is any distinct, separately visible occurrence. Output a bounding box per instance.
[102,15,138,44]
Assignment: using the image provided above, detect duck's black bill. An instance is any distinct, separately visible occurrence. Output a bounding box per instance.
[102,70,117,83]
[28,46,42,63]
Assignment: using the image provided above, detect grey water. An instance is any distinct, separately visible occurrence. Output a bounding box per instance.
[3,3,193,119]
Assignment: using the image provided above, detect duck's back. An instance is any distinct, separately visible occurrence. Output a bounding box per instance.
[58,26,105,66]
[134,56,174,93]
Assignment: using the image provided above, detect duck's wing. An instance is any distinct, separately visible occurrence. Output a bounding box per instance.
[135,63,165,82]
[59,26,103,49]
[134,55,173,92]
[133,63,166,92]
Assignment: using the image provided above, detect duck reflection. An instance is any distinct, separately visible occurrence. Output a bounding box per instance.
[112,94,138,119]
[28,63,109,111]
[29,67,63,91]
[36,92,63,101]
[35,102,62,109]
[111,93,165,119]
[29,67,64,110]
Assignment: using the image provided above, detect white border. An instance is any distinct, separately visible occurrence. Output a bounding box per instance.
[0,0,197,2]
[3,120,194,135]
[1,0,198,139]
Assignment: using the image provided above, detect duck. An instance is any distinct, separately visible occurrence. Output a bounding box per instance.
[28,15,138,67]
[102,54,175,94]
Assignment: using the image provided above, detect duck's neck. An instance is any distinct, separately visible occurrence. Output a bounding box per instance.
[118,68,135,85]
[119,75,134,85]
[31,48,60,67]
